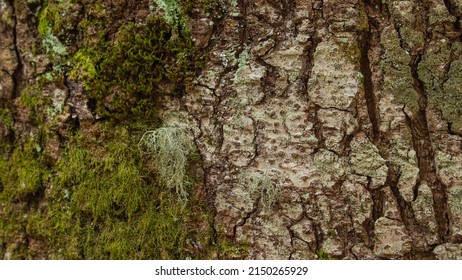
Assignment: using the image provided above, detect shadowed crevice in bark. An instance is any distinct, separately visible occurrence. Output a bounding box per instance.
[386,164,418,231]
[407,54,450,242]
[8,0,23,100]
[360,22,380,144]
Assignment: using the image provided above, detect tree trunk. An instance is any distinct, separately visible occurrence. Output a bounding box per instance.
[1,0,462,259]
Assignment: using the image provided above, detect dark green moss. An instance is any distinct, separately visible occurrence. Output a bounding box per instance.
[19,123,215,259]
[71,15,198,120]
[316,249,335,260]
[1,0,220,260]
[0,140,47,201]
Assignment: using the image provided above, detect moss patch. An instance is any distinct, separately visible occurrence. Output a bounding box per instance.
[1,123,216,259]
[71,15,198,120]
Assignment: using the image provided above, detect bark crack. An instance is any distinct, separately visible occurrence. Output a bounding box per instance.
[360,13,380,144]
[8,0,23,100]
[407,54,451,242]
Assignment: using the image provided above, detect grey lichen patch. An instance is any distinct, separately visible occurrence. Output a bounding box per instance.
[442,59,462,132]
[321,236,344,258]
[40,30,68,58]
[435,150,462,186]
[411,184,439,246]
[434,243,462,260]
[313,149,347,181]
[318,108,358,153]
[388,0,415,23]
[233,52,267,104]
[46,88,67,118]
[284,111,313,139]
[427,1,456,26]
[349,133,388,187]
[140,126,196,200]
[152,0,184,29]
[388,0,425,53]
[238,171,281,210]
[342,176,373,238]
[374,217,412,259]
[399,26,425,53]
[389,137,419,202]
[235,213,293,259]
[214,182,254,237]
[380,26,419,114]
[291,218,317,249]
[307,39,361,110]
[448,186,462,235]
[417,41,450,101]
[264,39,305,83]
[418,40,462,132]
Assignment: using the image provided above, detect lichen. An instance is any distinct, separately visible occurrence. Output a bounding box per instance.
[0,124,214,259]
[380,26,419,113]
[139,126,196,201]
[238,171,281,209]
[441,60,462,131]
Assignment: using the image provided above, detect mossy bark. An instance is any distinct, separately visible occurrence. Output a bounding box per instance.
[1,0,462,260]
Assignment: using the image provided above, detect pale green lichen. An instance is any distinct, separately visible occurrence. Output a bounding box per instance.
[40,28,68,58]
[313,149,347,178]
[238,171,281,209]
[140,126,196,200]
[399,26,425,52]
[380,26,419,113]
[418,42,462,131]
[152,0,185,30]
[442,59,462,131]
[349,134,388,184]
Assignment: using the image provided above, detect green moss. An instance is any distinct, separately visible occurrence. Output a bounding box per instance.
[38,0,80,41]
[72,15,198,120]
[19,84,47,121]
[215,237,249,259]
[0,140,47,201]
[2,0,221,260]
[316,249,335,260]
[38,2,69,60]
[18,78,67,126]
[69,48,98,81]
[0,107,13,130]
[16,123,214,259]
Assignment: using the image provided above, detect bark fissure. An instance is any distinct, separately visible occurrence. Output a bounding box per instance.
[8,0,23,100]
[360,25,380,143]
[408,55,450,241]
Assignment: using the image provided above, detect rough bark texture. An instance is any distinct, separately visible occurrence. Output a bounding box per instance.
[1,0,462,259]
